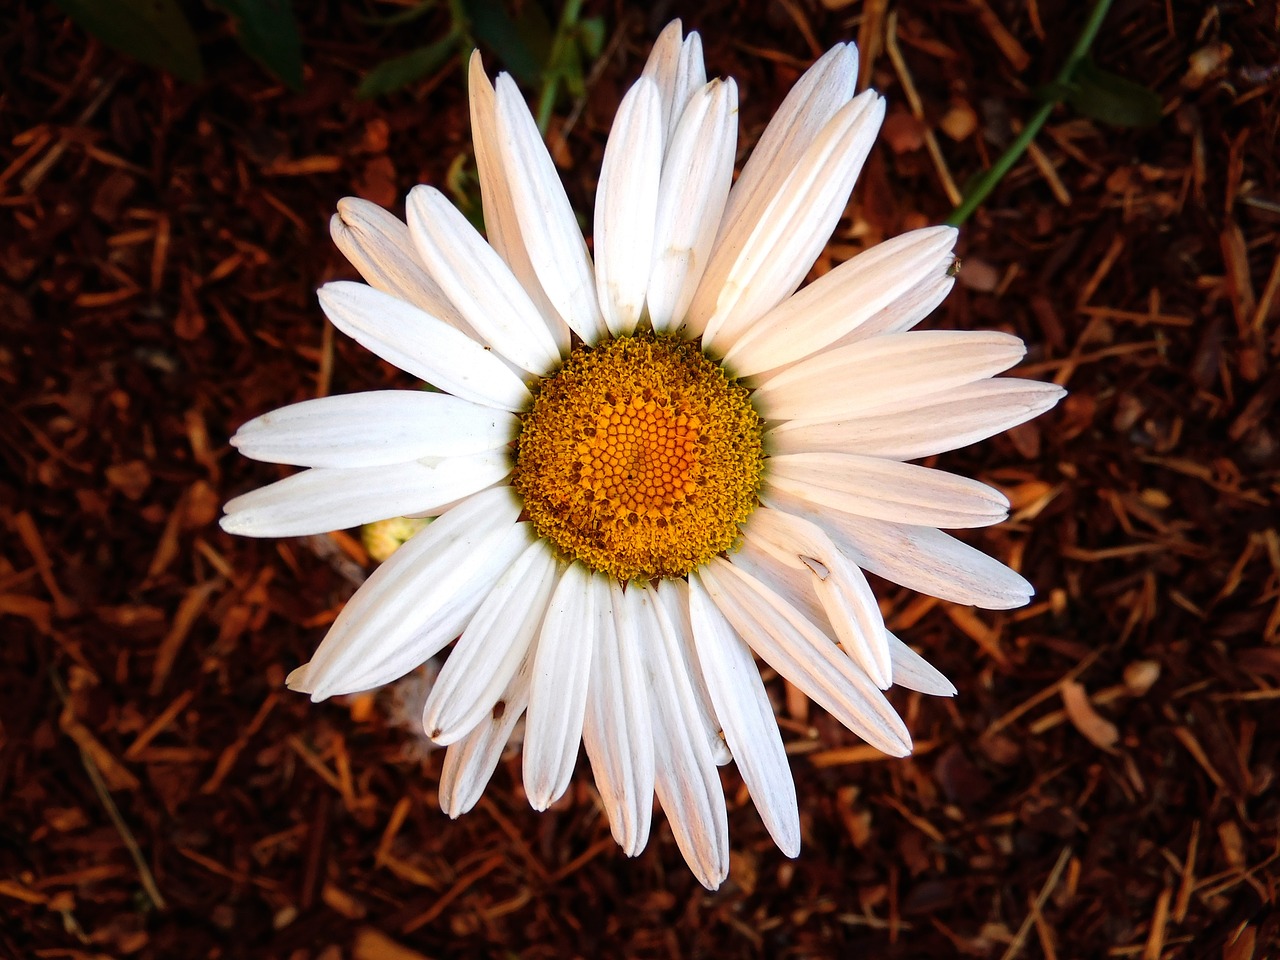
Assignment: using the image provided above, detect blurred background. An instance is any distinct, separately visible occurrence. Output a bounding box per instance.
[2,0,1277,956]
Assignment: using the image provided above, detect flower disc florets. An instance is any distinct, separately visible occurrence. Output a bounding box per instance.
[513,333,763,580]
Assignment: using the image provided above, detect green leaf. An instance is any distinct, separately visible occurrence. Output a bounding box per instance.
[209,0,304,90]
[357,33,459,99]
[458,0,541,85]
[53,0,203,83]
[1065,58,1163,128]
[575,16,604,60]
[359,0,439,27]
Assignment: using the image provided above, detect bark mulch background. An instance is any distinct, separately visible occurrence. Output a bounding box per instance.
[3,1,1278,957]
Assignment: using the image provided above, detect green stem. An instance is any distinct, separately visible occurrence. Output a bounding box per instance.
[945,0,1115,226]
[535,0,584,134]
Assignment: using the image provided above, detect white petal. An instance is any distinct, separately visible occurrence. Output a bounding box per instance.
[750,330,1026,422]
[468,53,571,354]
[722,227,959,376]
[231,391,517,468]
[583,582,656,856]
[773,490,1034,609]
[717,44,858,241]
[439,648,533,817]
[318,281,532,412]
[700,557,912,756]
[888,633,957,697]
[594,79,663,336]
[640,583,729,890]
[405,185,562,376]
[523,563,596,810]
[766,379,1068,460]
[640,22,707,149]
[220,451,511,538]
[743,505,892,689]
[291,488,526,700]
[647,79,737,333]
[329,198,470,334]
[655,579,732,765]
[765,452,1010,529]
[494,74,607,344]
[423,538,558,744]
[840,274,955,343]
[695,92,886,349]
[687,573,800,857]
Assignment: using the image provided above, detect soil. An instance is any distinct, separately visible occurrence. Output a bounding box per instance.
[3,1,1278,957]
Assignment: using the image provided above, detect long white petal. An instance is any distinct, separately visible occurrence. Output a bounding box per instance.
[290,488,525,700]
[423,538,558,744]
[523,563,596,810]
[583,582,656,856]
[220,451,510,538]
[439,647,533,817]
[765,452,1010,529]
[656,579,732,765]
[640,584,729,890]
[749,330,1026,422]
[594,79,663,336]
[722,227,958,376]
[888,633,957,697]
[717,44,858,240]
[405,185,562,375]
[743,504,892,689]
[468,52,571,354]
[647,79,737,333]
[700,557,912,756]
[640,22,707,150]
[230,391,517,468]
[329,198,470,334]
[766,379,1068,460]
[318,281,532,412]
[695,92,885,349]
[494,74,607,344]
[687,573,800,856]
[771,489,1034,609]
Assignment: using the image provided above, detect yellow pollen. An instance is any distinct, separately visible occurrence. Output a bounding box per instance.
[513,333,763,580]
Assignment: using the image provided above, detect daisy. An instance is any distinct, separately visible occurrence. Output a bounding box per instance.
[222,22,1063,888]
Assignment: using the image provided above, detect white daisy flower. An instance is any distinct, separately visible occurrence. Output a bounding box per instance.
[222,21,1064,888]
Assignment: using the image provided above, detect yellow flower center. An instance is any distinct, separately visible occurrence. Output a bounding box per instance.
[513,333,763,580]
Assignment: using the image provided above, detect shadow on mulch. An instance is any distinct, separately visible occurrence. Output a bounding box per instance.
[2,1,1277,957]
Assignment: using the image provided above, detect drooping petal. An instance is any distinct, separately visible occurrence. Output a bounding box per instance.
[318,281,532,412]
[405,185,562,376]
[494,74,608,344]
[687,573,800,856]
[439,647,533,817]
[220,451,510,538]
[230,391,517,468]
[423,537,559,744]
[468,52,571,354]
[694,91,885,349]
[523,563,597,810]
[716,43,858,241]
[742,504,892,689]
[700,557,912,757]
[773,489,1034,609]
[594,79,663,337]
[647,78,738,333]
[765,452,1010,529]
[287,488,526,700]
[329,198,470,334]
[721,227,959,376]
[639,583,729,890]
[656,579,732,765]
[766,379,1068,460]
[582,582,656,856]
[888,633,957,697]
[749,330,1026,422]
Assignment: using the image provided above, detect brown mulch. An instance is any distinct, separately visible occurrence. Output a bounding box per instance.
[3,1,1278,957]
